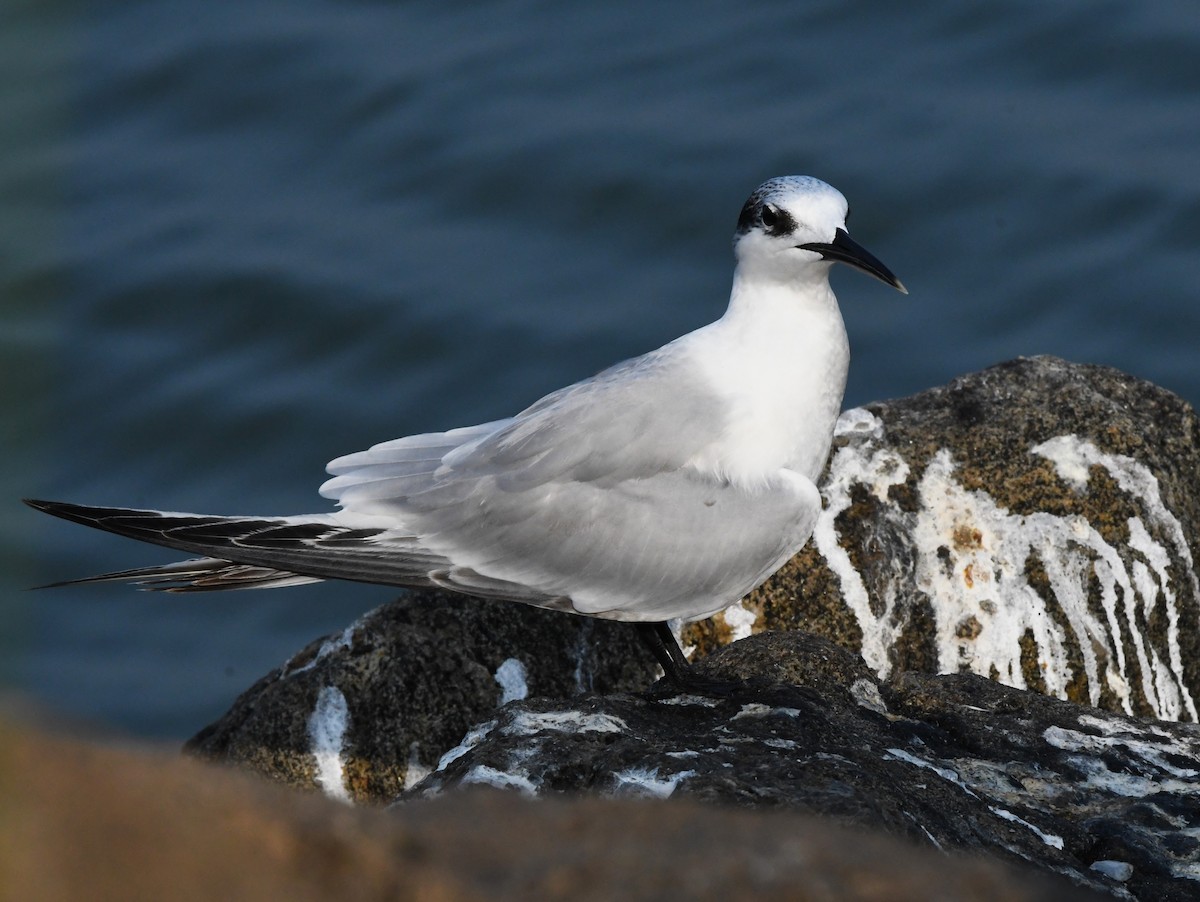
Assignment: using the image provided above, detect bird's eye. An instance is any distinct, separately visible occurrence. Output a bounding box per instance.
[760,204,779,229]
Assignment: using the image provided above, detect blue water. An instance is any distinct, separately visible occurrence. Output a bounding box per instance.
[3,0,1199,738]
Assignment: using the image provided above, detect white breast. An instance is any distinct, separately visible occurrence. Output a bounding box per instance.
[682,275,850,486]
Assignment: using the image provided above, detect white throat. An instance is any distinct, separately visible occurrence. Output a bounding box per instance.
[685,263,850,485]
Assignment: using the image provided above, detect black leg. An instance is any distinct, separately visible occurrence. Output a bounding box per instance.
[653,621,690,672]
[635,621,746,698]
[635,622,689,685]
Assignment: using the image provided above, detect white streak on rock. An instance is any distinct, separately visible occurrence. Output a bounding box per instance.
[818,410,911,675]
[651,694,721,708]
[435,720,497,772]
[816,423,1198,721]
[919,825,945,852]
[307,686,352,804]
[1128,518,1193,721]
[732,703,802,720]
[503,710,626,736]
[403,742,431,791]
[285,614,365,677]
[1075,713,1131,736]
[888,748,1063,849]
[885,748,978,797]
[1044,724,1200,781]
[461,765,537,795]
[1034,437,1198,721]
[720,599,758,642]
[1090,860,1134,882]
[990,806,1064,849]
[494,657,529,705]
[610,766,696,799]
[572,618,594,694]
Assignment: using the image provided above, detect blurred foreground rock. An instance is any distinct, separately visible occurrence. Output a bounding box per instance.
[2,701,1103,902]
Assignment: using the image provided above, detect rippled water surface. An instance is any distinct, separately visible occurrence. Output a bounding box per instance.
[3,0,1198,736]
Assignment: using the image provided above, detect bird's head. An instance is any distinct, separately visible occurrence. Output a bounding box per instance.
[732,176,906,294]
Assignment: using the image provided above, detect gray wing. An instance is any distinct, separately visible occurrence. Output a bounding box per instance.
[321,347,822,621]
[406,466,818,621]
[322,348,721,504]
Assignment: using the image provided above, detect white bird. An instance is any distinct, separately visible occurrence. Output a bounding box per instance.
[27,175,905,685]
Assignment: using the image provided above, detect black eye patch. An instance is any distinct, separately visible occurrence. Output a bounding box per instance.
[759,202,796,237]
[734,191,798,237]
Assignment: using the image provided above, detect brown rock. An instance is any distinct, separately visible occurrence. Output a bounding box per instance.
[703,356,1200,722]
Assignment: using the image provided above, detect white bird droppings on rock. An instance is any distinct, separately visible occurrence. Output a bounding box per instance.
[494,657,529,705]
[989,806,1063,849]
[817,410,911,674]
[732,703,802,720]
[502,710,627,736]
[718,599,759,642]
[461,765,537,795]
[818,424,1198,722]
[435,720,498,773]
[610,766,696,799]
[403,742,431,791]
[1044,721,1200,795]
[1032,435,1199,722]
[307,685,352,804]
[1090,860,1134,882]
[285,615,364,677]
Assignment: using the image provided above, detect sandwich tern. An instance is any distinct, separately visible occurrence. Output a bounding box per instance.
[27,175,905,686]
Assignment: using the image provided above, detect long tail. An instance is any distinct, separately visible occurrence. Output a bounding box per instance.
[24,499,449,592]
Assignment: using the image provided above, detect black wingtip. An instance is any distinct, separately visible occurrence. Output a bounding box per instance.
[28,575,88,591]
[24,499,107,589]
[23,498,90,518]
[23,498,85,526]
[23,498,135,528]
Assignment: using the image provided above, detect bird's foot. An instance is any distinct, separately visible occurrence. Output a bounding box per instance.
[641,666,750,700]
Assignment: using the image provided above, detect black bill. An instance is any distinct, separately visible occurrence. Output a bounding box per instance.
[799,228,907,294]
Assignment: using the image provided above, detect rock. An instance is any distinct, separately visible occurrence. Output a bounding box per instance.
[414,631,1200,901]
[186,591,657,798]
[190,358,1200,796]
[183,357,1200,899]
[2,704,1106,902]
[697,355,1200,722]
